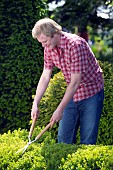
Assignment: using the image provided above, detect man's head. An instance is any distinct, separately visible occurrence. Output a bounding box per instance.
[32,18,62,49]
[32,18,62,38]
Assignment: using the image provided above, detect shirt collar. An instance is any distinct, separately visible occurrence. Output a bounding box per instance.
[58,31,66,49]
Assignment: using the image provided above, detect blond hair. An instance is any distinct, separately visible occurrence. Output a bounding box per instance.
[32,18,62,39]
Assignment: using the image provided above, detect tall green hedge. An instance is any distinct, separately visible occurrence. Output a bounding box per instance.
[0,0,48,133]
[38,61,113,145]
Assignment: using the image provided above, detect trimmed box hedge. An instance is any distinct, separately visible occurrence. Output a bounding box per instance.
[0,127,113,170]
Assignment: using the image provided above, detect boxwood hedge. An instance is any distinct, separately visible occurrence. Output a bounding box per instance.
[0,127,113,170]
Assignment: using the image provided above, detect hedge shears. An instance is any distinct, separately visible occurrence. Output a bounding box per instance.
[16,118,51,155]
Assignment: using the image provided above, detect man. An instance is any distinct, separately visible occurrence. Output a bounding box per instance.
[31,18,104,144]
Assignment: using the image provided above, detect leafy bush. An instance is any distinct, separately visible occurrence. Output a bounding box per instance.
[58,145,113,170]
[0,0,48,133]
[0,125,55,170]
[0,128,113,170]
[91,36,113,62]
[38,61,113,144]
[97,61,113,145]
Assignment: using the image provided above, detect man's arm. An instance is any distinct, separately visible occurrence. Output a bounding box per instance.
[31,67,52,119]
[50,72,82,126]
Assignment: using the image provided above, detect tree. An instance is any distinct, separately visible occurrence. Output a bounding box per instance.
[47,0,113,38]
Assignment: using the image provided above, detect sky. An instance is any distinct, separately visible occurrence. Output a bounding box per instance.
[97,5,113,19]
[48,0,65,10]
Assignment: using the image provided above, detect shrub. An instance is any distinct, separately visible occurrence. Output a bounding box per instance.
[97,61,113,145]
[0,0,48,133]
[91,37,113,62]
[59,145,113,170]
[0,125,55,170]
[0,128,113,170]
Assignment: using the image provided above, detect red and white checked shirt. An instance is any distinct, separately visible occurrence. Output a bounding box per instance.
[44,31,104,102]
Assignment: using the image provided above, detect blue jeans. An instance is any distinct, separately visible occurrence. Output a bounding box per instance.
[58,89,104,144]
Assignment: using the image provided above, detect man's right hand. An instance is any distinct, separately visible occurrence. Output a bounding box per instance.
[31,101,40,120]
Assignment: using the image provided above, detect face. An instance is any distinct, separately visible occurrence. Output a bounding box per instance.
[36,33,60,49]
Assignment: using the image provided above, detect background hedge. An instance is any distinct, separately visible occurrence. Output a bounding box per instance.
[97,61,113,145]
[0,0,48,133]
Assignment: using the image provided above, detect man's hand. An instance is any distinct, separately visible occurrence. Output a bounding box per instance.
[31,101,40,120]
[50,107,63,128]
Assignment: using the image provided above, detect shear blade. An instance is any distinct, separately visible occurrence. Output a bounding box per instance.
[22,145,29,154]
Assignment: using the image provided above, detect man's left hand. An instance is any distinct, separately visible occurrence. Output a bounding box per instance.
[50,107,63,128]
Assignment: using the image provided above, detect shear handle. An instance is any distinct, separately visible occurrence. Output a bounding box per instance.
[28,117,37,139]
[35,122,51,141]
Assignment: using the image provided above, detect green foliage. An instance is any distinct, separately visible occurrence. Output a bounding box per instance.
[0,129,113,170]
[38,61,113,144]
[0,0,48,133]
[59,145,113,170]
[91,37,113,62]
[97,61,113,145]
[0,126,54,170]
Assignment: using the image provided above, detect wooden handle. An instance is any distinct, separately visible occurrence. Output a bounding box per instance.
[28,117,37,139]
[35,122,51,141]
